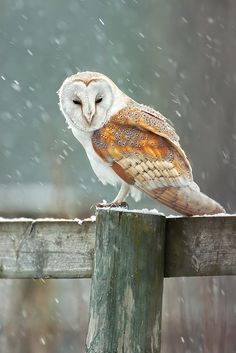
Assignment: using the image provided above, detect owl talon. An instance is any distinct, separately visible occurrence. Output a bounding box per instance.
[95,201,129,209]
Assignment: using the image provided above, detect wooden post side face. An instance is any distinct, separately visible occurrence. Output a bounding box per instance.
[165,216,236,277]
[86,210,165,353]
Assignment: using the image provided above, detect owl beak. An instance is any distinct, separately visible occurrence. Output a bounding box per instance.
[84,111,95,126]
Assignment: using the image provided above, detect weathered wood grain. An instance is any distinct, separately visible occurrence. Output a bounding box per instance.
[165,216,236,277]
[86,209,166,353]
[0,219,95,278]
[0,214,235,278]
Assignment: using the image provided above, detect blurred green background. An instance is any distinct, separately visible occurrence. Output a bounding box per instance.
[0,1,235,352]
[1,0,235,217]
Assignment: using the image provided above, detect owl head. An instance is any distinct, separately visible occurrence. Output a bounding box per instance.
[58,71,130,132]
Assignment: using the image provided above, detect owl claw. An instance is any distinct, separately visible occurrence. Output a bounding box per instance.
[95,201,129,209]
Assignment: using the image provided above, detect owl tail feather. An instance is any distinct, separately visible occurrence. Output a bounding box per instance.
[152,182,225,216]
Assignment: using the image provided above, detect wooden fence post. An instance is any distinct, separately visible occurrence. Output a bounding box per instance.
[86,209,166,353]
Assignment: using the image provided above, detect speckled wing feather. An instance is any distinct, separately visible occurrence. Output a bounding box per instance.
[92,103,225,215]
[92,103,192,185]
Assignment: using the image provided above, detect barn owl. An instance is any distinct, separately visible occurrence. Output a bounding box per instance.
[58,71,225,215]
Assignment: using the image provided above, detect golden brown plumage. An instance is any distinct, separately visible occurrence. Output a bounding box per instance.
[92,102,225,215]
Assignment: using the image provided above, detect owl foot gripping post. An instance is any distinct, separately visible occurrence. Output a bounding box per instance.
[58,71,225,216]
[95,202,129,209]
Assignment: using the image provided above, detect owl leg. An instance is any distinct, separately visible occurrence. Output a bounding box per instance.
[96,183,130,208]
[112,183,130,204]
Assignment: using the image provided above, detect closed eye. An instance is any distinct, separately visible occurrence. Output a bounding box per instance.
[73,99,82,105]
[95,97,103,104]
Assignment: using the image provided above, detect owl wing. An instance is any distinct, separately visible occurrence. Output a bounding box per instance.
[92,103,193,195]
